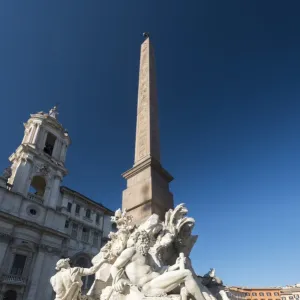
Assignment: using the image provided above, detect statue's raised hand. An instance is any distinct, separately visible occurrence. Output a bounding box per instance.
[113,279,130,293]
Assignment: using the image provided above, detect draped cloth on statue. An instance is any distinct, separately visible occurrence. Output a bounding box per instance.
[50,267,85,300]
[87,262,112,297]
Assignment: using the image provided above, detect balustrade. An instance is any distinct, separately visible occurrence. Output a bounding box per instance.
[27,192,43,202]
[1,273,26,285]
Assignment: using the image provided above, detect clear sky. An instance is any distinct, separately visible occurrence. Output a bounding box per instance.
[0,1,299,287]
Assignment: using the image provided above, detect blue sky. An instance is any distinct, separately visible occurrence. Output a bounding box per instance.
[0,1,299,287]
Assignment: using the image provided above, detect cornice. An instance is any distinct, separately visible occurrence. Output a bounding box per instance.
[12,145,68,175]
[122,156,174,182]
[67,216,103,233]
[27,113,71,144]
[60,186,114,215]
[30,113,64,131]
[0,211,68,239]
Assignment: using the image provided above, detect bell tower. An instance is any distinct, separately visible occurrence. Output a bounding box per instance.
[8,106,71,209]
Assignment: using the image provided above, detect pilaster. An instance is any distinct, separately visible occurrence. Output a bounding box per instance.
[25,250,45,300]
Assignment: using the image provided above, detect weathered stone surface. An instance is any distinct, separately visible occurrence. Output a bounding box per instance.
[122,37,174,224]
[72,205,211,300]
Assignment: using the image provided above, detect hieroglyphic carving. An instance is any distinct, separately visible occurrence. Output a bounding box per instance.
[135,39,150,162]
[134,38,161,164]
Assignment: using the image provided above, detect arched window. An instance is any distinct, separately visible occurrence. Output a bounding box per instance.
[3,290,17,300]
[44,132,56,156]
[29,176,46,197]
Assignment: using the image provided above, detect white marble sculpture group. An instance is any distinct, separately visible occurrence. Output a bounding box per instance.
[50,204,229,300]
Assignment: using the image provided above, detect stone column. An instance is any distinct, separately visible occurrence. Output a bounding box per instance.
[22,127,29,144]
[90,229,94,246]
[36,253,60,300]
[56,140,62,160]
[48,174,62,209]
[0,241,9,268]
[29,125,37,144]
[41,131,48,150]
[25,250,45,300]
[52,139,61,160]
[12,157,33,195]
[0,237,10,272]
[37,127,45,149]
[32,124,41,145]
[78,224,83,242]
[60,144,67,162]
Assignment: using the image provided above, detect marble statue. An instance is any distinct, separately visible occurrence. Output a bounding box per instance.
[2,166,12,180]
[104,230,205,299]
[49,106,59,119]
[50,256,108,300]
[201,268,229,300]
[51,204,219,300]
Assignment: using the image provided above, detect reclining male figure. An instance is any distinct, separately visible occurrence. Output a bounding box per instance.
[110,230,206,300]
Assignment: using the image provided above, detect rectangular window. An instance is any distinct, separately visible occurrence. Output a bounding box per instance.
[65,220,69,228]
[75,204,80,215]
[43,132,56,156]
[67,202,72,212]
[93,232,99,247]
[10,254,27,276]
[85,209,91,219]
[96,214,101,224]
[81,227,89,243]
[71,223,78,239]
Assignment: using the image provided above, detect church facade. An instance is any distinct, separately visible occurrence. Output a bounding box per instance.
[0,108,114,300]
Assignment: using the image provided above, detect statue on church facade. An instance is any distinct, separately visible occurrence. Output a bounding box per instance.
[49,106,59,119]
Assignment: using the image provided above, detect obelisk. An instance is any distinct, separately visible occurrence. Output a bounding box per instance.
[122,34,174,224]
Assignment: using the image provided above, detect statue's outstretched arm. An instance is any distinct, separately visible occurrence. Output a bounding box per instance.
[110,247,135,279]
[80,257,107,276]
